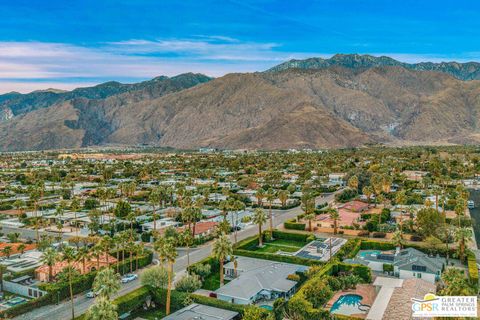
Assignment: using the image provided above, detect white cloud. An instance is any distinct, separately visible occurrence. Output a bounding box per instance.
[0,38,477,93]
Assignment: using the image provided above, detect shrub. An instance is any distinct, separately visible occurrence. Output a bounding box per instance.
[175,274,202,293]
[287,274,301,281]
[335,239,361,261]
[284,219,306,230]
[372,232,386,238]
[357,230,370,237]
[467,251,479,285]
[115,286,150,315]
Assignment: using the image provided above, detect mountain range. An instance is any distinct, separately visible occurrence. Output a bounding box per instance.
[2,54,480,151]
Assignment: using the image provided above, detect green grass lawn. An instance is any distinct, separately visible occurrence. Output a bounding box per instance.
[132,308,166,320]
[251,239,306,253]
[202,272,230,291]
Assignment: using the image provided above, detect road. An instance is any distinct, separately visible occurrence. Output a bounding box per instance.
[15,192,338,320]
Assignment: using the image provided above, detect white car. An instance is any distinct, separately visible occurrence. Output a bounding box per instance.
[121,274,138,283]
[86,291,97,298]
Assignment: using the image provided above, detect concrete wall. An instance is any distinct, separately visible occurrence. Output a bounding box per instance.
[2,280,47,299]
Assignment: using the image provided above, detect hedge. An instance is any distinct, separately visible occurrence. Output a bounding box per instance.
[284,218,306,231]
[271,230,310,242]
[335,239,361,261]
[467,251,479,285]
[191,294,248,315]
[116,286,151,315]
[187,255,220,274]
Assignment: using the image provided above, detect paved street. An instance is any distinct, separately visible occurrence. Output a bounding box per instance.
[15,192,338,320]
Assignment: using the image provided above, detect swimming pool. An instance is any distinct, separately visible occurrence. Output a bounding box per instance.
[358,250,381,258]
[260,305,273,311]
[330,294,369,315]
[5,297,27,306]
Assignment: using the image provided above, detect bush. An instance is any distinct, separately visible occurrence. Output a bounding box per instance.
[115,286,151,315]
[271,230,310,242]
[360,240,394,251]
[175,274,202,293]
[284,219,306,231]
[335,239,361,261]
[190,294,251,315]
[357,230,370,237]
[467,251,479,285]
[372,232,386,238]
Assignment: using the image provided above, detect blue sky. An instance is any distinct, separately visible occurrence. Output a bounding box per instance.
[0,0,479,92]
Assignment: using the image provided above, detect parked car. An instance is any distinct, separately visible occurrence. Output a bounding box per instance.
[86,291,97,298]
[121,274,138,283]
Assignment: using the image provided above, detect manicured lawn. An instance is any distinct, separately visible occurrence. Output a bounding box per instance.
[202,272,230,291]
[251,239,306,253]
[132,308,166,320]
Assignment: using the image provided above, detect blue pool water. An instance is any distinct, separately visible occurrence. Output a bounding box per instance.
[260,305,273,311]
[358,250,381,258]
[330,294,368,315]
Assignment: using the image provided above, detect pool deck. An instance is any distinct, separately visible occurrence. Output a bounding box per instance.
[325,284,376,319]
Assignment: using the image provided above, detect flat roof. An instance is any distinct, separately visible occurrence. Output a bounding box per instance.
[162,303,238,320]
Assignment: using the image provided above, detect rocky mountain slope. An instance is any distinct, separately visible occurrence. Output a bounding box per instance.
[267,54,480,81]
[2,57,480,151]
[0,73,212,121]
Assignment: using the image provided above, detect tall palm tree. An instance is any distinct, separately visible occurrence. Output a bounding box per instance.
[328,208,339,235]
[391,229,404,249]
[256,188,266,207]
[231,200,245,245]
[0,265,6,292]
[76,246,91,274]
[212,233,233,287]
[99,236,113,265]
[62,246,77,320]
[41,248,60,282]
[92,267,120,298]
[252,208,267,246]
[277,190,289,208]
[266,188,276,233]
[179,229,193,268]
[148,188,162,233]
[154,236,177,315]
[455,227,472,263]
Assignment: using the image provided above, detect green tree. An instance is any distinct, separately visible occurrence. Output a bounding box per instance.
[212,233,233,287]
[252,208,267,246]
[85,296,117,320]
[175,274,202,293]
[140,265,169,289]
[93,267,121,298]
[62,246,78,320]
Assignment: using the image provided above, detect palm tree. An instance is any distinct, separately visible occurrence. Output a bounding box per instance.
[99,236,113,265]
[252,208,267,246]
[179,229,193,268]
[328,208,340,235]
[62,246,77,320]
[2,246,12,259]
[92,267,120,298]
[41,248,60,282]
[304,212,315,232]
[17,243,26,256]
[85,296,117,320]
[391,229,404,249]
[278,190,289,208]
[266,189,276,233]
[76,246,91,274]
[347,175,359,192]
[212,233,233,287]
[231,200,245,245]
[362,186,374,206]
[154,236,177,315]
[256,188,266,207]
[0,265,6,292]
[455,227,472,263]
[148,188,162,233]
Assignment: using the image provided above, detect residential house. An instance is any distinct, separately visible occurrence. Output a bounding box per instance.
[216,256,307,305]
[345,248,447,283]
[163,303,239,320]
